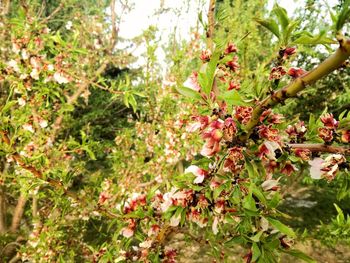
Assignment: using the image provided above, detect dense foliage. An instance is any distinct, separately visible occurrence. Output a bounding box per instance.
[0,0,350,262]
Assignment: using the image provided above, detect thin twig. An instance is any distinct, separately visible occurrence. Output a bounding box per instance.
[40,2,64,24]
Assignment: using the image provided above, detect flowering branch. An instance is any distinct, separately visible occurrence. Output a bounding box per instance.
[241,35,350,141]
[0,131,124,220]
[50,0,120,142]
[288,143,350,155]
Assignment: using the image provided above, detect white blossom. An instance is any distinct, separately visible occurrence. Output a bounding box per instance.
[65,21,73,30]
[54,71,69,84]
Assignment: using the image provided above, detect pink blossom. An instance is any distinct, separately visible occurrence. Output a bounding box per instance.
[212,217,219,235]
[185,165,208,184]
[214,199,225,214]
[228,80,240,91]
[200,139,220,157]
[281,162,298,176]
[200,49,212,62]
[321,154,346,181]
[259,141,281,160]
[186,115,209,133]
[283,47,296,59]
[23,123,34,133]
[318,127,333,142]
[269,66,286,80]
[234,106,253,125]
[226,56,239,72]
[258,125,279,141]
[169,214,181,227]
[54,71,70,84]
[210,179,221,190]
[287,67,306,78]
[121,227,134,238]
[183,72,201,91]
[308,158,323,179]
[224,42,238,54]
[223,117,237,142]
[262,179,280,191]
[320,113,338,129]
[294,148,311,160]
[224,146,244,173]
[148,224,160,237]
[341,130,350,143]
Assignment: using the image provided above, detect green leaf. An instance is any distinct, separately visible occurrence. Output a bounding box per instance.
[1,101,17,114]
[250,231,263,242]
[335,0,350,31]
[283,20,299,45]
[293,32,335,45]
[252,243,261,261]
[255,18,280,39]
[272,4,289,30]
[175,86,202,100]
[334,203,345,223]
[268,192,281,209]
[267,217,296,238]
[245,160,256,179]
[225,236,247,246]
[128,94,137,112]
[218,90,247,106]
[198,52,220,95]
[84,147,96,160]
[243,193,258,212]
[252,186,267,205]
[283,249,316,263]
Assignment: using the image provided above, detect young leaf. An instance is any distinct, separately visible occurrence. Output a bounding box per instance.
[243,193,258,212]
[250,231,263,242]
[335,0,350,31]
[267,217,296,238]
[334,203,345,224]
[255,18,280,39]
[283,20,300,45]
[175,86,202,100]
[272,4,289,30]
[202,52,220,95]
[293,31,335,45]
[252,243,261,262]
[218,90,247,106]
[283,249,316,263]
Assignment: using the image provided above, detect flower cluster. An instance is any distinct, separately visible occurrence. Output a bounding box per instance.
[318,113,338,142]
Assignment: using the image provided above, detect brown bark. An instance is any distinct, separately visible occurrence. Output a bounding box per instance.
[288,143,350,155]
[10,192,26,233]
[207,0,216,50]
[0,186,6,233]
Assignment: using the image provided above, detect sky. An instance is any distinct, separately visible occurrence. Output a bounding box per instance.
[115,0,338,69]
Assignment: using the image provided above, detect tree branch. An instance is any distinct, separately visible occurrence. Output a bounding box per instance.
[241,35,350,141]
[40,2,64,24]
[0,185,6,233]
[288,143,350,155]
[49,0,120,142]
[0,131,122,219]
[207,0,216,50]
[10,192,26,233]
